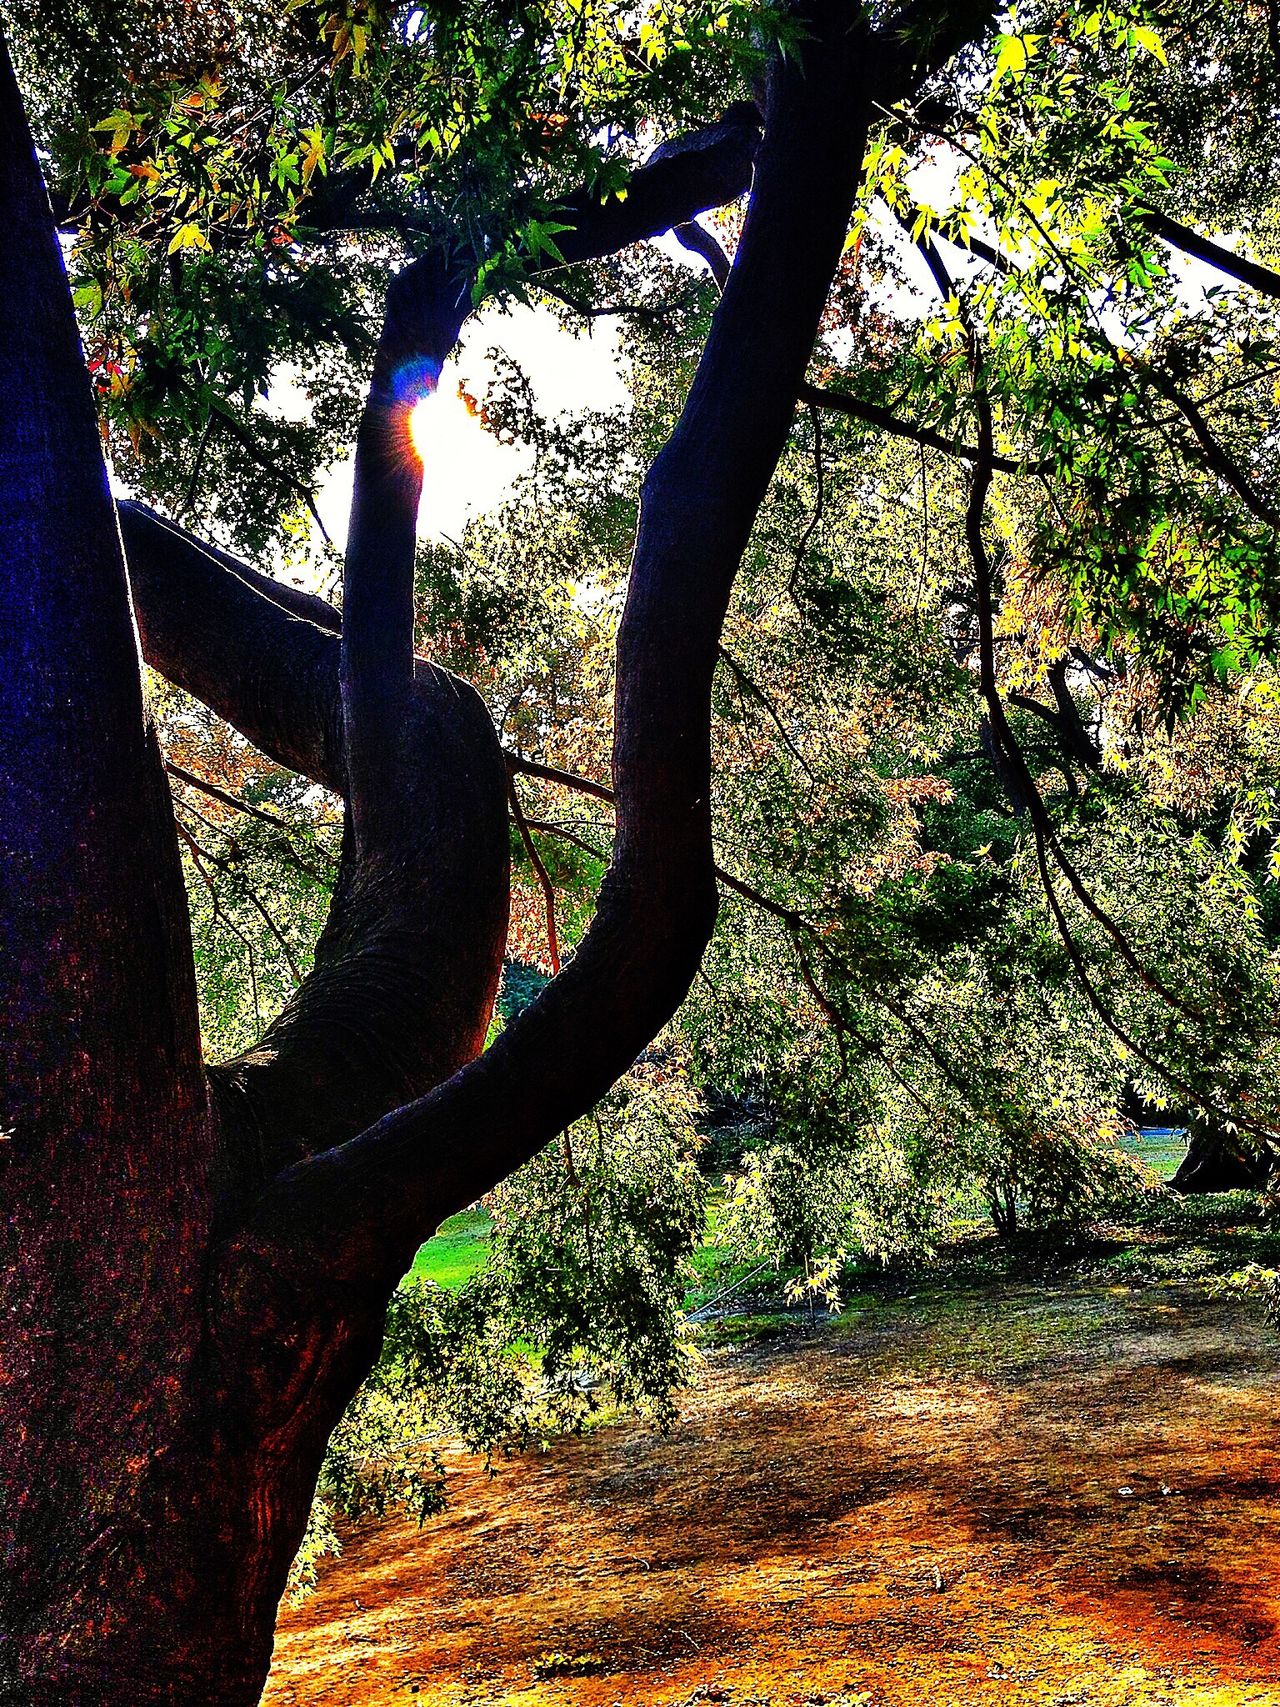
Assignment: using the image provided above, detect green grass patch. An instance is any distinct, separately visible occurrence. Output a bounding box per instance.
[409,1209,492,1289]
[696,1310,797,1349]
[1118,1126,1188,1182]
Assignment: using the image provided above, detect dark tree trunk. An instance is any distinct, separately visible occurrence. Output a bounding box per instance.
[1171,1121,1271,1195]
[0,4,991,1700]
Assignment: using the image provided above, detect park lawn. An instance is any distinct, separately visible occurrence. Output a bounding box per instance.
[409,1186,766,1312]
[408,1209,492,1288]
[407,1129,1193,1298]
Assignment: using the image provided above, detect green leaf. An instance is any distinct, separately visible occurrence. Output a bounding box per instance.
[991,32,1041,89]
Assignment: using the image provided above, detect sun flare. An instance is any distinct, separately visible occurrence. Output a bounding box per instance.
[407,394,435,463]
[406,382,530,540]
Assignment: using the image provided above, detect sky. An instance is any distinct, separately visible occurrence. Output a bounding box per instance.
[309,296,634,549]
[245,213,1230,566]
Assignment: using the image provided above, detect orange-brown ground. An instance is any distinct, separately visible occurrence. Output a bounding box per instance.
[264,1281,1280,1706]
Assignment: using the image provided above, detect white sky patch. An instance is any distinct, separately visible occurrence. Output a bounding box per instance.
[294,297,634,549]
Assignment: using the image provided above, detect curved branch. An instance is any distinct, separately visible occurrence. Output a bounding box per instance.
[270,99,768,1154]
[233,0,879,1299]
[335,109,768,852]
[306,107,761,253]
[1143,366,1280,532]
[122,502,346,786]
[120,502,510,1175]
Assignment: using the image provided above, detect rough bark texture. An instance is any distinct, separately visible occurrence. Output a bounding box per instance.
[0,4,991,1701]
[0,27,217,1697]
[120,502,511,1180]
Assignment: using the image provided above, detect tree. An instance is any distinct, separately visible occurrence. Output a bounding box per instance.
[11,0,1280,1693]
[0,0,1003,1697]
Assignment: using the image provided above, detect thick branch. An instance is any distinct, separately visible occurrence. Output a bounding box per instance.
[1007,660,1099,775]
[312,106,760,256]
[341,255,471,849]
[233,0,878,1300]
[549,106,760,268]
[506,752,615,803]
[122,502,345,785]
[1143,208,1280,301]
[120,502,509,1174]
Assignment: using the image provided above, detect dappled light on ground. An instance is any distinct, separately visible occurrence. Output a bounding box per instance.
[265,1283,1280,1706]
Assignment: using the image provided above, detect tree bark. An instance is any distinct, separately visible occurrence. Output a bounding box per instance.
[0,25,223,1697]
[120,502,511,1180]
[1171,1121,1272,1195]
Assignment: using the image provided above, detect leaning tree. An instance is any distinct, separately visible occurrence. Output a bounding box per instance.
[0,0,1005,1698]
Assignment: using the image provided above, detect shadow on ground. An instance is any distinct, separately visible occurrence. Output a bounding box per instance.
[265,1279,1280,1707]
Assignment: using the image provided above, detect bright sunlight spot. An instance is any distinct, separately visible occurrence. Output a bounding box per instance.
[306,304,630,548]
[408,366,528,542]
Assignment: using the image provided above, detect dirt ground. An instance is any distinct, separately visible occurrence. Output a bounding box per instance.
[264,1280,1280,1707]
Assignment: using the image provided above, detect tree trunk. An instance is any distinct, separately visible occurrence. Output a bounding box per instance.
[0,27,494,1695]
[1170,1120,1271,1195]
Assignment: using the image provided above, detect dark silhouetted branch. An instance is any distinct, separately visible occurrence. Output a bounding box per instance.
[1143,208,1280,301]
[509,778,561,974]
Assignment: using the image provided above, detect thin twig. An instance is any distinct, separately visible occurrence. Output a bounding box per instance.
[508,776,561,975]
[788,402,826,596]
[166,760,296,828]
[505,752,615,804]
[919,231,1279,1146]
[676,216,1034,471]
[717,645,815,779]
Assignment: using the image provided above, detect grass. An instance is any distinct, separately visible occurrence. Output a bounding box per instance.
[408,1209,492,1289]
[1119,1125,1188,1181]
[404,1129,1196,1301]
[697,1310,798,1349]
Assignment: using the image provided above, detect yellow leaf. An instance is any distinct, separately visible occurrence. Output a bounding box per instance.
[167,222,209,255]
[991,32,1041,89]
[300,128,326,185]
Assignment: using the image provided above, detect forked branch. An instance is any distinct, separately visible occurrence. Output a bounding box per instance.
[230,0,879,1301]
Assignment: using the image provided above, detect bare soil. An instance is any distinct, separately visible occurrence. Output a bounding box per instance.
[264,1280,1280,1706]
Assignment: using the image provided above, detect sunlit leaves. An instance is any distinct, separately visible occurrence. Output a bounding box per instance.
[13,0,773,554]
[990,30,1043,90]
[853,0,1280,711]
[167,220,210,253]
